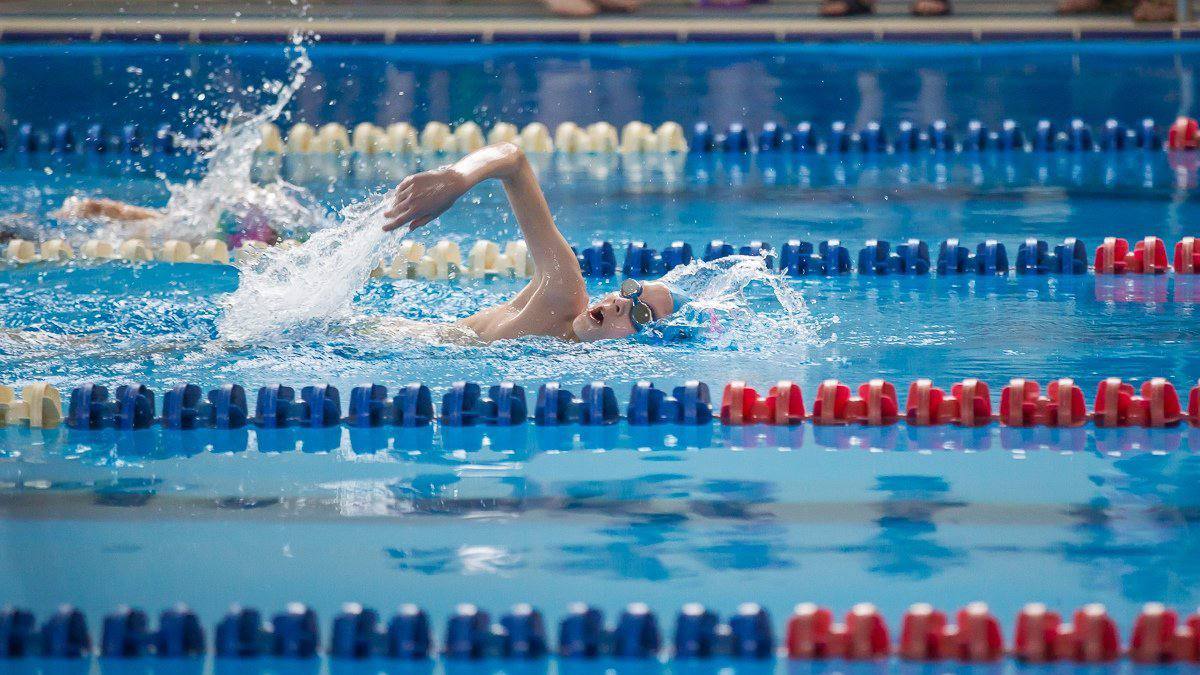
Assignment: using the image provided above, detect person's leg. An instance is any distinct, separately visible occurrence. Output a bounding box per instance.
[1057,0,1135,13]
[543,0,600,17]
[820,0,874,17]
[911,0,951,15]
[594,0,641,11]
[1132,0,1175,20]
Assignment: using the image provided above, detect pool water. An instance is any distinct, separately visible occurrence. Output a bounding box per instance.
[2,40,1200,658]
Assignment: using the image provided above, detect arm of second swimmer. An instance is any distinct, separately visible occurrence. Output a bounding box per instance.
[55,197,162,222]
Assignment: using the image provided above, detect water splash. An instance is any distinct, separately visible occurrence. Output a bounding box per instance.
[654,254,818,351]
[161,35,321,241]
[55,33,323,245]
[217,193,401,343]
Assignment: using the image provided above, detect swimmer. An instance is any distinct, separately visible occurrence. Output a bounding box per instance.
[381,142,690,342]
[55,142,693,343]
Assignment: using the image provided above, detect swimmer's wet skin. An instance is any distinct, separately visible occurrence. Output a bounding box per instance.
[52,142,686,345]
[381,142,682,343]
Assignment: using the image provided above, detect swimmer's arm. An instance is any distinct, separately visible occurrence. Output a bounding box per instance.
[54,196,162,222]
[383,143,583,292]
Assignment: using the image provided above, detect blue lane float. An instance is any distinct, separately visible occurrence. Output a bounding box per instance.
[40,606,92,659]
[936,239,1009,275]
[66,383,154,430]
[999,119,1025,151]
[7,117,1189,159]
[613,604,660,659]
[702,240,734,262]
[627,381,712,425]
[1015,238,1088,275]
[622,241,660,277]
[928,120,953,152]
[577,241,617,278]
[1068,119,1094,152]
[827,121,851,154]
[758,121,784,152]
[776,239,852,276]
[894,120,919,153]
[330,604,378,659]
[660,241,693,270]
[444,604,490,659]
[271,604,320,659]
[214,606,267,658]
[858,239,930,275]
[674,604,718,658]
[348,384,389,427]
[728,603,774,659]
[1102,119,1128,151]
[856,121,887,154]
[6,601,1200,663]
[739,241,774,268]
[689,122,714,153]
[721,123,750,153]
[680,117,1162,154]
[387,605,431,659]
[0,607,37,658]
[393,383,435,427]
[963,120,987,152]
[791,122,817,153]
[440,381,528,426]
[100,607,149,658]
[533,382,620,426]
[500,605,548,659]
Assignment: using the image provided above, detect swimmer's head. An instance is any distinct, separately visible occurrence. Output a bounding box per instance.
[572,280,688,343]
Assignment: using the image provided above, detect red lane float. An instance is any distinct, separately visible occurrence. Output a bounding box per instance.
[1094,377,1183,427]
[1094,237,1169,274]
[952,603,1005,662]
[1130,603,1177,664]
[899,604,947,660]
[1057,604,1122,663]
[905,379,992,426]
[720,380,805,425]
[999,378,1087,427]
[718,378,1195,428]
[785,603,838,659]
[842,603,891,659]
[784,603,890,660]
[1168,116,1200,150]
[786,602,1200,663]
[1175,237,1200,274]
[1191,380,1200,425]
[1015,603,1061,662]
[813,380,899,426]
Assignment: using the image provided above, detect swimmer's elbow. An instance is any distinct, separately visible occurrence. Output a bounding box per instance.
[493,141,528,173]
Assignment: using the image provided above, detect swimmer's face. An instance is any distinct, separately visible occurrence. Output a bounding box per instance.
[572,281,674,343]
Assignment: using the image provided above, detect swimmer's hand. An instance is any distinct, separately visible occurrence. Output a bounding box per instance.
[382,168,470,232]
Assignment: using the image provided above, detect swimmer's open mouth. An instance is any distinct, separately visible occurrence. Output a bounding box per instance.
[589,306,604,325]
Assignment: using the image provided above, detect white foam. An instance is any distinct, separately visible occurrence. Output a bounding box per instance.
[217,193,402,343]
[655,254,818,351]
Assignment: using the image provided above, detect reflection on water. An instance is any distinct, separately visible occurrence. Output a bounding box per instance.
[857,476,966,581]
[387,545,525,577]
[1056,453,1200,606]
[2,427,1200,621]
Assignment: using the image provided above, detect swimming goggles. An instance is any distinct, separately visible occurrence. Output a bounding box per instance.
[619,278,656,331]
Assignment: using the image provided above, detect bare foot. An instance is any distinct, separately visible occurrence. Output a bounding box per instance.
[544,0,599,17]
[1133,0,1174,20]
[1056,0,1103,13]
[912,0,951,15]
[595,0,641,12]
[820,0,874,16]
